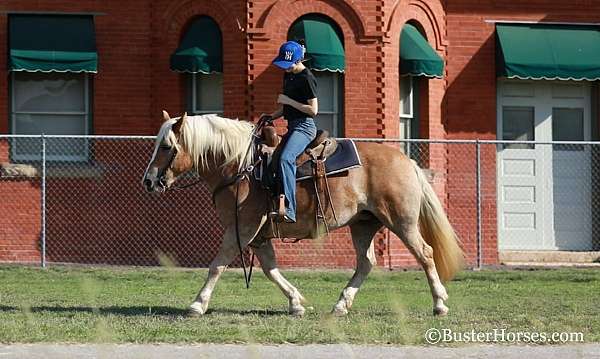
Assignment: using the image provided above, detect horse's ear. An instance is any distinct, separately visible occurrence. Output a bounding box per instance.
[162,110,171,122]
[172,112,187,135]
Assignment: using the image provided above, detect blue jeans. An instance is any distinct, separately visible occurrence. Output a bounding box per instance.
[279,118,317,221]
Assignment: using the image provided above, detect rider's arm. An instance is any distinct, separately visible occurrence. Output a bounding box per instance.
[278,95,318,118]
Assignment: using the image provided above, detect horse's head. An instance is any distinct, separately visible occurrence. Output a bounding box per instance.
[143,110,193,193]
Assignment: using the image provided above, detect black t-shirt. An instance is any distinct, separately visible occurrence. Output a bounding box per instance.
[282,68,318,121]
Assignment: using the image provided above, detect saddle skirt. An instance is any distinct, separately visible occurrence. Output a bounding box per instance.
[254,126,362,185]
[295,138,361,180]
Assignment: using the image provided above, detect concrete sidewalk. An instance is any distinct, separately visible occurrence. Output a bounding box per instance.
[1,344,598,359]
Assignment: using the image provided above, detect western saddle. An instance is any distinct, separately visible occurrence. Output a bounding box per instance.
[256,124,338,238]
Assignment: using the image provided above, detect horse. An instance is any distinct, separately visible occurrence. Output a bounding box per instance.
[143,111,464,317]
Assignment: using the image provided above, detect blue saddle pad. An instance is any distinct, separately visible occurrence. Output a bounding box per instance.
[296,139,362,181]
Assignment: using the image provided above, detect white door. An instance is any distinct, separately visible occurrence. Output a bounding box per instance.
[497,80,591,250]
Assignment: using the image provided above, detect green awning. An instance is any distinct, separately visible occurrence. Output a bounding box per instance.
[170,16,222,74]
[9,15,97,73]
[496,24,600,81]
[289,15,345,72]
[400,24,444,78]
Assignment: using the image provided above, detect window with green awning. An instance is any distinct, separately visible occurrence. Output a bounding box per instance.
[287,15,345,136]
[496,23,600,81]
[9,15,98,73]
[170,16,222,74]
[400,24,444,78]
[288,15,345,72]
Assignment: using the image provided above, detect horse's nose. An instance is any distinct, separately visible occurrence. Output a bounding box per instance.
[143,178,154,192]
[143,167,159,192]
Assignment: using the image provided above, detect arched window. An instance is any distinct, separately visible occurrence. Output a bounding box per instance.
[399,22,443,156]
[170,16,223,114]
[288,14,345,137]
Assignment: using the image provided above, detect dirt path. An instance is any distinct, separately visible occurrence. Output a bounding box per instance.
[1,344,598,359]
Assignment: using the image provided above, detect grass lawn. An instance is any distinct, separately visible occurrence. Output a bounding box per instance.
[0,266,598,344]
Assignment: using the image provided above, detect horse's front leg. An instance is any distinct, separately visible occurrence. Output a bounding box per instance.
[253,240,307,316]
[189,228,239,315]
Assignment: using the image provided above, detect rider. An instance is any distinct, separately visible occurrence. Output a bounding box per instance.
[263,40,318,223]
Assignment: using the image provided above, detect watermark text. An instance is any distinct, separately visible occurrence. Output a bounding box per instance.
[425,328,584,344]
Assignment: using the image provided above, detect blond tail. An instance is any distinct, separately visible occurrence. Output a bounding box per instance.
[413,161,464,282]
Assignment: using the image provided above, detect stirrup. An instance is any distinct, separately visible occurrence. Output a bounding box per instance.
[268,212,296,223]
[268,195,295,223]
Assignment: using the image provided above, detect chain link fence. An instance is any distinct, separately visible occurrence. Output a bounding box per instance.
[1,135,599,269]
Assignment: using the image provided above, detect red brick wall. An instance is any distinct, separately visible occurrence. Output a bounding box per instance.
[0,180,41,263]
[0,0,156,266]
[445,0,600,265]
[6,0,596,269]
[0,0,480,269]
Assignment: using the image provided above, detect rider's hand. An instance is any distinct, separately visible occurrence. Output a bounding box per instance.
[259,113,273,124]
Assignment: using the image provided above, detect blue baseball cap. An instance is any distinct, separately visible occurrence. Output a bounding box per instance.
[272,41,304,69]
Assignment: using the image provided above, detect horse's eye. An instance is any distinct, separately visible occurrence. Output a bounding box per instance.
[159,145,171,150]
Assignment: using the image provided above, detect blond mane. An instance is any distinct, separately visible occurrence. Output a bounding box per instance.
[179,114,255,172]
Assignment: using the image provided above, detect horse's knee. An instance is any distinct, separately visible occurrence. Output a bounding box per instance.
[420,242,436,267]
[422,242,434,258]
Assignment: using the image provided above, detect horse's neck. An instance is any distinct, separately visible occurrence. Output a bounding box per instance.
[198,161,239,192]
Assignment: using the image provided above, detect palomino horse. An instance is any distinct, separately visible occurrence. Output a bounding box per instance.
[143,111,464,316]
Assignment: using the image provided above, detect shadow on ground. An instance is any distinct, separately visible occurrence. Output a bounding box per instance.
[0,305,289,317]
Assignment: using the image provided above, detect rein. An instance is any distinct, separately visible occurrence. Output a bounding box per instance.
[170,178,204,191]
[227,117,272,289]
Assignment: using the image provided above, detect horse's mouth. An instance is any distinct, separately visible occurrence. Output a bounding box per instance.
[143,177,168,193]
[157,177,168,193]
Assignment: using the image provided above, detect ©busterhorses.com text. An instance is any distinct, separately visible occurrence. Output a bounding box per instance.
[425,328,584,344]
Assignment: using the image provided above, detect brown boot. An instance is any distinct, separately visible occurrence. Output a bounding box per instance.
[268,195,295,223]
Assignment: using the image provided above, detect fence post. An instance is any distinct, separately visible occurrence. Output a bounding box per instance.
[476,140,482,269]
[41,134,47,268]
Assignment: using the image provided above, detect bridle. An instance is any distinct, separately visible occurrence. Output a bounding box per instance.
[155,140,206,193]
[155,143,178,192]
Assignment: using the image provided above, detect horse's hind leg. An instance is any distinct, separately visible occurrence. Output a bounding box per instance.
[332,218,382,316]
[253,240,306,316]
[395,224,449,316]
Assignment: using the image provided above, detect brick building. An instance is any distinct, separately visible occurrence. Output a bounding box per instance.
[1,0,599,268]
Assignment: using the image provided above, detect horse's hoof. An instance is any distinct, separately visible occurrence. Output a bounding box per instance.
[289,306,306,317]
[433,304,449,316]
[331,305,348,317]
[188,301,206,316]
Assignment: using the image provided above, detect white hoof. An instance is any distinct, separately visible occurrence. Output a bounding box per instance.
[433,303,449,316]
[189,301,206,316]
[289,305,306,317]
[331,304,348,316]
